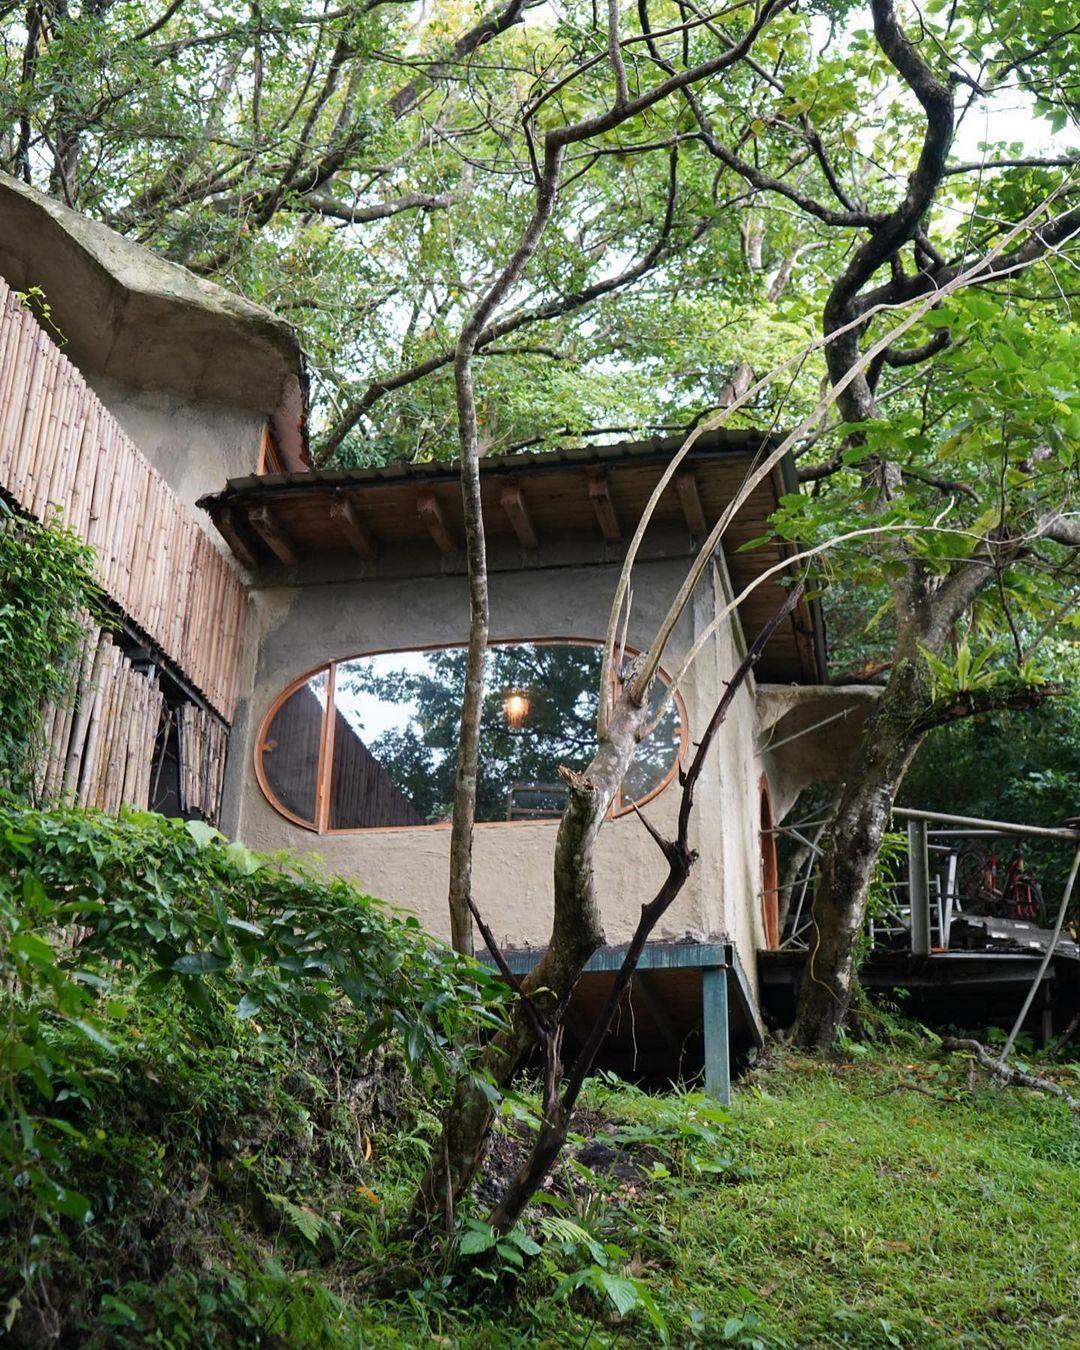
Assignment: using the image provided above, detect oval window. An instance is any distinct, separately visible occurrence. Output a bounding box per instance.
[257,640,684,832]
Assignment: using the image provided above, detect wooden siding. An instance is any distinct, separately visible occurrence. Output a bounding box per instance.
[0,277,243,719]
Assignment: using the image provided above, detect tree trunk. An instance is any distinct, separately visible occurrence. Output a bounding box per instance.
[443,141,564,956]
[410,673,648,1227]
[445,345,487,957]
[790,656,926,1047]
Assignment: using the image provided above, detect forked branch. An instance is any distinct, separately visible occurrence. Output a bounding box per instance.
[484,583,804,1233]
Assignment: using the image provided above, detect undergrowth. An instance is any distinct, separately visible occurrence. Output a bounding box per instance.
[0,804,503,1344]
[3,804,1079,1347]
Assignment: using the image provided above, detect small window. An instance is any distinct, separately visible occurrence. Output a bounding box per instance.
[256,640,685,833]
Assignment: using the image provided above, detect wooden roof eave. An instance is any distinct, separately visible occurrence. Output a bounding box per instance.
[198,431,827,683]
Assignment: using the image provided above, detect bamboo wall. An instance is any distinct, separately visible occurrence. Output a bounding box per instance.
[37,620,164,813]
[35,621,230,823]
[178,703,229,823]
[0,277,244,719]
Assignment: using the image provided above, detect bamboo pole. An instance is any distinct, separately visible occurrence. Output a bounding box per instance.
[78,639,116,807]
[69,399,98,540]
[8,328,43,499]
[0,305,31,477]
[21,342,60,510]
[32,353,72,520]
[62,624,106,795]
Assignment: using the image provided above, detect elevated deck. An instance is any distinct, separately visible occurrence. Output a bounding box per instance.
[769,805,1080,1041]
[484,940,765,1104]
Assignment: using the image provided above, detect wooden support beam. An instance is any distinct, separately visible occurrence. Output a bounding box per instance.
[499,482,539,548]
[329,494,377,560]
[215,506,259,570]
[417,490,456,553]
[675,469,708,537]
[248,505,297,566]
[586,471,621,543]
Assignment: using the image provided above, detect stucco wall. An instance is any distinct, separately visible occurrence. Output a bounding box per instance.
[84,372,264,529]
[223,548,779,985]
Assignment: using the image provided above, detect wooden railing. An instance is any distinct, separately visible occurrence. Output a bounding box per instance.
[0,278,243,719]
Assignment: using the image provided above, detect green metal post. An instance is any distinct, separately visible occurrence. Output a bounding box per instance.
[701,965,730,1105]
[908,819,931,956]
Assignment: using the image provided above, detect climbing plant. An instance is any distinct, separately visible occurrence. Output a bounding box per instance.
[0,506,100,800]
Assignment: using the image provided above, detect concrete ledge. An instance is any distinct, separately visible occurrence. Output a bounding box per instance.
[0,172,305,461]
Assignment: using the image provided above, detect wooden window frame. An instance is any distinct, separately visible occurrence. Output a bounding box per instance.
[257,423,286,475]
[254,637,689,836]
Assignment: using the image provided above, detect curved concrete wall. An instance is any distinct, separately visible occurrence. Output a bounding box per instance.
[223,548,781,988]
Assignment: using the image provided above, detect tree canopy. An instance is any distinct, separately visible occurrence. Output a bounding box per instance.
[4,0,1075,469]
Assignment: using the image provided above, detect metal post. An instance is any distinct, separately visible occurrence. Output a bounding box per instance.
[701,966,730,1105]
[908,819,931,957]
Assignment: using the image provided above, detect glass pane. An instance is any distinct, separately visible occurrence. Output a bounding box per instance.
[330,644,604,825]
[262,644,683,830]
[619,676,682,805]
[332,650,461,826]
[479,642,600,821]
[261,670,327,824]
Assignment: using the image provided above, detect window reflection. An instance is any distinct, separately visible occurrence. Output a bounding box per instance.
[259,642,683,832]
[261,670,327,824]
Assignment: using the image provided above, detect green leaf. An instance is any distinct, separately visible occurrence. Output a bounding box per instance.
[225,840,261,876]
[173,952,229,975]
[10,931,57,968]
[991,342,1021,373]
[596,1271,640,1318]
[508,1229,541,1257]
[185,820,222,848]
[269,1194,323,1244]
[235,993,262,1020]
[459,1221,497,1255]
[71,1019,116,1054]
[226,917,265,937]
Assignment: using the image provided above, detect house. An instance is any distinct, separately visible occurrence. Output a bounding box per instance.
[0,176,877,1094]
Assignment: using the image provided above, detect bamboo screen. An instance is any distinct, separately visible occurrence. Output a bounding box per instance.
[0,277,244,719]
[34,617,230,824]
[36,618,166,813]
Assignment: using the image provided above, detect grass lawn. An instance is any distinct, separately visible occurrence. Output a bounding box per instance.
[348,1045,1080,1348]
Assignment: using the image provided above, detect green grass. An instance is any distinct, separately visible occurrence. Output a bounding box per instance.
[341,1046,1080,1349]
[629,1052,1080,1347]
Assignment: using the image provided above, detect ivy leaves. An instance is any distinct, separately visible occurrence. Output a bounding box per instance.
[0,510,100,799]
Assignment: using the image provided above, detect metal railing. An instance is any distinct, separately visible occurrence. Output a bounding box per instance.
[777,805,1080,955]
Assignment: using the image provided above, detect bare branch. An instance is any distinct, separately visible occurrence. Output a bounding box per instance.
[296,187,463,223]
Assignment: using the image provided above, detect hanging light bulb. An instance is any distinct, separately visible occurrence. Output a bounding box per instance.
[503,692,530,728]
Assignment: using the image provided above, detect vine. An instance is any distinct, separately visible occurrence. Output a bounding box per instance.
[0,505,100,801]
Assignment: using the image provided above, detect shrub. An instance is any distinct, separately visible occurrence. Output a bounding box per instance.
[0,803,505,1317]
